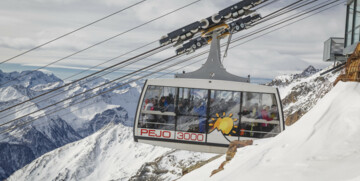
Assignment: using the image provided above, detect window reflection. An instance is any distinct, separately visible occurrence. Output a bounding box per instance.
[176,88,208,133]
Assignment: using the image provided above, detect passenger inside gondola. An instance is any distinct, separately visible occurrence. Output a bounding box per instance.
[260,106,271,132]
[192,99,207,133]
[270,104,278,120]
[139,86,177,130]
[143,98,155,128]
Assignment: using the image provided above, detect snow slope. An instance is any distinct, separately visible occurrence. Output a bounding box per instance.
[180,82,360,181]
[268,65,340,126]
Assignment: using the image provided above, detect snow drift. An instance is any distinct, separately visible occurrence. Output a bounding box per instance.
[180,82,360,181]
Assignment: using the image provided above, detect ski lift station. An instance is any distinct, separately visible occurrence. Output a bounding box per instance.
[344,0,360,55]
[133,0,285,154]
[324,0,360,62]
[322,0,360,83]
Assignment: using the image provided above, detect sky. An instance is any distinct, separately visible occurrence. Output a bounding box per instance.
[0,0,347,82]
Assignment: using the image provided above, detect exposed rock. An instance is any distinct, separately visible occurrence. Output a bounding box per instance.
[285,109,303,126]
[267,66,321,87]
[0,143,35,179]
[211,140,253,177]
[130,150,217,181]
[282,74,336,126]
[182,155,222,176]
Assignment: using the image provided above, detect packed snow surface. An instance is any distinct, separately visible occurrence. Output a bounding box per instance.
[180,82,360,181]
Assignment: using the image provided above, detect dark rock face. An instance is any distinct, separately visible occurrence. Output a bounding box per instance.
[0,143,35,179]
[78,107,129,137]
[267,65,339,126]
[298,65,320,77]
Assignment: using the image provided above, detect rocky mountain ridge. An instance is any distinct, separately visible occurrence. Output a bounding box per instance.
[269,65,340,126]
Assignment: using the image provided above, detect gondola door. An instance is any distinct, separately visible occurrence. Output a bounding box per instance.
[206,90,241,145]
[136,85,177,140]
[174,88,207,144]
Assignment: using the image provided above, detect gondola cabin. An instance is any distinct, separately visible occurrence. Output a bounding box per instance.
[133,0,285,153]
[133,78,285,153]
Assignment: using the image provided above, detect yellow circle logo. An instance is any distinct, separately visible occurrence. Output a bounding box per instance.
[209,113,238,135]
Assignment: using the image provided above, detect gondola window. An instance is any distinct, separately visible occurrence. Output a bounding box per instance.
[138,86,176,131]
[176,88,208,133]
[240,92,281,138]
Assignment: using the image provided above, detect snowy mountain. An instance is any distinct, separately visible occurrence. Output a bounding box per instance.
[0,70,141,180]
[0,70,62,89]
[179,81,360,181]
[8,122,217,181]
[268,65,340,126]
[267,65,322,88]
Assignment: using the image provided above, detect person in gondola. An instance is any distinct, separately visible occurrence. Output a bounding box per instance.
[157,96,168,129]
[192,99,207,133]
[143,98,155,128]
[268,104,278,131]
[248,103,260,137]
[260,106,272,132]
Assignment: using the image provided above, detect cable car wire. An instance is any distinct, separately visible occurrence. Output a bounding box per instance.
[0,43,170,120]
[253,0,281,10]
[160,0,345,79]
[231,0,343,44]
[0,0,294,115]
[0,44,173,123]
[0,0,147,66]
[0,44,168,114]
[0,0,202,88]
[0,53,182,128]
[61,40,158,81]
[259,0,305,20]
[2,0,326,118]
[0,0,202,113]
[0,0,343,133]
[258,0,316,23]
[255,0,320,25]
[0,53,206,135]
[0,0,328,118]
[230,1,345,49]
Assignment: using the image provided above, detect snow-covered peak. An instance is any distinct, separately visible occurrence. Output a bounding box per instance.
[268,65,321,87]
[0,70,63,89]
[299,65,320,77]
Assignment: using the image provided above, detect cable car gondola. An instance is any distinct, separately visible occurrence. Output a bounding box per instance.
[134,0,285,154]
